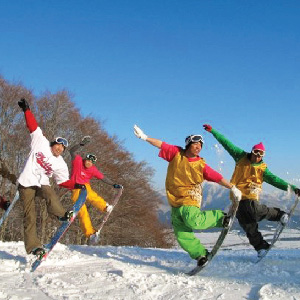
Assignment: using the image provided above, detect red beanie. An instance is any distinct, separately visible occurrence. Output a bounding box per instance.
[252,142,265,152]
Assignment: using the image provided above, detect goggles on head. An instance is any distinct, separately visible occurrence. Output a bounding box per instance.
[252,149,265,157]
[185,135,204,147]
[55,137,68,147]
[85,154,97,163]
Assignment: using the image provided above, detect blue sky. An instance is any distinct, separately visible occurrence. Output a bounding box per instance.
[1,0,300,192]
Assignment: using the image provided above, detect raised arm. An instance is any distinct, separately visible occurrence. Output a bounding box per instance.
[133,125,162,149]
[69,136,91,160]
[18,99,38,133]
[203,124,245,162]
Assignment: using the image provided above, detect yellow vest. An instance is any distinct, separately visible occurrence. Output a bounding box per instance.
[230,155,267,201]
[165,150,206,208]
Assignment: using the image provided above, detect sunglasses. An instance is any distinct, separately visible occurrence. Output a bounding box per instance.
[185,135,204,146]
[252,149,265,157]
[55,137,69,147]
[86,154,97,163]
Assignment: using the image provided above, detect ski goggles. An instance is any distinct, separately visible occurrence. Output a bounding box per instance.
[85,154,97,163]
[185,135,204,146]
[252,149,265,157]
[55,137,68,147]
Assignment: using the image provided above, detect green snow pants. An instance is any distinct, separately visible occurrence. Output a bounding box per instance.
[171,206,225,259]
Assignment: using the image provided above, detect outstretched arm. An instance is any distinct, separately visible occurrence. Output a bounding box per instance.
[264,168,300,196]
[145,137,163,148]
[59,179,75,190]
[218,178,242,202]
[69,136,91,160]
[101,176,123,189]
[133,125,162,149]
[218,178,233,189]
[203,124,245,162]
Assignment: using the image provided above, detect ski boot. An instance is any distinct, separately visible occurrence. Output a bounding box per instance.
[58,210,74,222]
[31,247,46,260]
[280,213,289,226]
[222,213,232,229]
[196,252,210,267]
[256,241,270,258]
[88,233,99,245]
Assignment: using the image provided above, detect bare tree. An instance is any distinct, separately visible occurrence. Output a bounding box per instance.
[0,75,174,249]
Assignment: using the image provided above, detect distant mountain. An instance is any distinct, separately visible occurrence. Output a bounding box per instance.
[157,182,300,230]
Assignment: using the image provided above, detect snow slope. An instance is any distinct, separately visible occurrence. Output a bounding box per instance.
[0,228,300,300]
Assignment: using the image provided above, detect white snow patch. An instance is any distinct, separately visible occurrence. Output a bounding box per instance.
[0,229,300,300]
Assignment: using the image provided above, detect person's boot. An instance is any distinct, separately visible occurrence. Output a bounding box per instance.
[58,210,74,222]
[196,252,210,267]
[280,213,289,226]
[222,213,232,229]
[257,241,270,258]
[31,247,46,259]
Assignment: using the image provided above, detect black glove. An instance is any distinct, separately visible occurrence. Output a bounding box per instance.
[113,184,123,189]
[18,98,30,112]
[80,136,91,146]
[3,201,10,211]
[0,197,10,211]
[294,188,300,196]
[74,183,86,189]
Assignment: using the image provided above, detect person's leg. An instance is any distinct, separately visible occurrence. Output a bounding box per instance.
[239,221,269,251]
[237,200,270,251]
[256,202,283,222]
[41,185,66,217]
[19,185,42,254]
[172,206,225,259]
[71,188,95,237]
[172,207,207,259]
[85,184,107,212]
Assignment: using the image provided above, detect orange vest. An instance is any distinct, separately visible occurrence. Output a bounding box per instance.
[230,155,267,201]
[165,150,206,208]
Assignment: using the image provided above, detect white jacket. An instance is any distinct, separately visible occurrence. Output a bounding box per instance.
[18,127,69,187]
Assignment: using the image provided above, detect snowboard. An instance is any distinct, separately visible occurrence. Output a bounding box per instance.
[186,200,239,276]
[256,196,300,263]
[0,191,20,228]
[88,186,123,245]
[31,189,87,272]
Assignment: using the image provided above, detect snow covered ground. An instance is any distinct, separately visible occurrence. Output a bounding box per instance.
[0,227,300,300]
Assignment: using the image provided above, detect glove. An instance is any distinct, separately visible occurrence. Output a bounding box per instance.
[74,183,86,189]
[0,196,10,211]
[18,98,30,112]
[80,136,91,146]
[203,124,212,132]
[3,201,10,211]
[134,125,148,141]
[231,185,242,202]
[295,188,300,196]
[106,204,113,213]
[113,184,123,189]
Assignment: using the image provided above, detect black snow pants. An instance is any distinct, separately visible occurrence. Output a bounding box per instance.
[236,199,285,251]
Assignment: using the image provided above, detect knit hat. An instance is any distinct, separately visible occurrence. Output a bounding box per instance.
[252,142,265,152]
